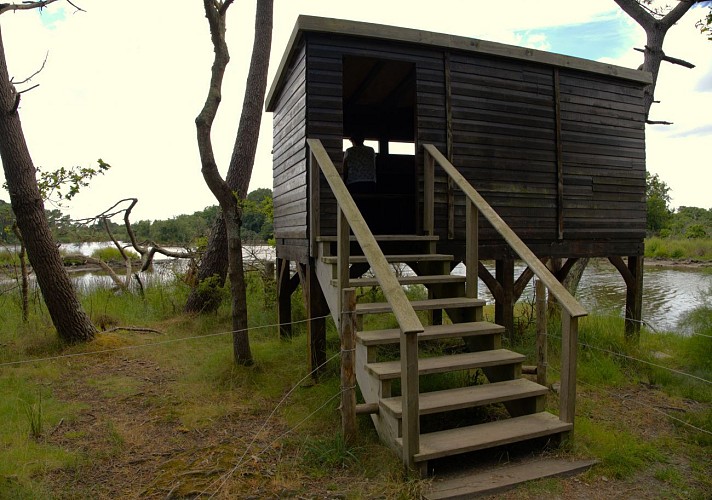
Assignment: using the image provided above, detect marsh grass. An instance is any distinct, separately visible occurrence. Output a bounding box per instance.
[1,267,710,497]
[645,237,712,261]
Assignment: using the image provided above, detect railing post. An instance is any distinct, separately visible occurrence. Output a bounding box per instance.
[424,150,435,236]
[309,151,320,258]
[560,311,578,425]
[401,328,421,472]
[336,204,350,329]
[465,199,478,299]
[535,279,548,386]
[341,288,357,443]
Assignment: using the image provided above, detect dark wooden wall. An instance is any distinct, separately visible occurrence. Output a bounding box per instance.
[271,33,646,265]
[272,41,308,262]
[304,33,446,240]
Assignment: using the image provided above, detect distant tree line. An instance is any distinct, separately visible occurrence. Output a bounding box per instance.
[0,188,274,247]
[646,172,711,239]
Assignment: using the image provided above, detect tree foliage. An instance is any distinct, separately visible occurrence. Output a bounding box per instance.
[645,172,711,238]
[646,171,672,234]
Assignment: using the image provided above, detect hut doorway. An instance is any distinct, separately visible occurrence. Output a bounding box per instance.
[342,56,416,234]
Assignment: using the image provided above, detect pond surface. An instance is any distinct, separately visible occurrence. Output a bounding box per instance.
[452,260,710,333]
[2,242,708,333]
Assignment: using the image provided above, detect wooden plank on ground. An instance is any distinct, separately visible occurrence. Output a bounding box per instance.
[425,458,597,499]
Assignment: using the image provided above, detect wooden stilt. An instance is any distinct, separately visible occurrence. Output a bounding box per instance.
[277,258,294,339]
[625,255,644,342]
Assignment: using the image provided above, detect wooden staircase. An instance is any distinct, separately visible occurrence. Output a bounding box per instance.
[314,235,572,476]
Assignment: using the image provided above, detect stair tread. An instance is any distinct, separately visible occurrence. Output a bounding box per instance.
[322,253,453,265]
[317,234,439,242]
[357,321,504,346]
[356,297,484,315]
[381,379,548,417]
[331,274,466,287]
[424,458,597,499]
[401,412,572,462]
[366,349,525,380]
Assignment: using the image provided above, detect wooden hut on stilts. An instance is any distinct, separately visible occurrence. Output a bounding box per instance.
[266,16,650,494]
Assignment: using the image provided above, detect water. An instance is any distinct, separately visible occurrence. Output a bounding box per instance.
[452,260,711,332]
[1,242,708,332]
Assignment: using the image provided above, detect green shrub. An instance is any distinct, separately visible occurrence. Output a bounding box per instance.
[90,246,139,262]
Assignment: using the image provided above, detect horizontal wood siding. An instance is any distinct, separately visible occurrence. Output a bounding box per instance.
[272,42,309,262]
[270,30,647,263]
[559,71,646,241]
[450,53,557,243]
[306,34,445,237]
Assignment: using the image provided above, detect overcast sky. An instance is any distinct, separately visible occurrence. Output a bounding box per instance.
[1,0,710,221]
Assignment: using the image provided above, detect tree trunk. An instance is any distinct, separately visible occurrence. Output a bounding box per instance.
[614,0,697,119]
[185,0,273,314]
[0,27,96,343]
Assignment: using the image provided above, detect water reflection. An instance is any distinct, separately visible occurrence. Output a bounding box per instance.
[453,260,710,332]
[2,242,708,333]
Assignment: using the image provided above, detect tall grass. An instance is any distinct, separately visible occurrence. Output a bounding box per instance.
[645,237,712,261]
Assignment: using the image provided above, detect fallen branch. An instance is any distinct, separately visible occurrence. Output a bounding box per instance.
[102,326,164,335]
[63,254,129,292]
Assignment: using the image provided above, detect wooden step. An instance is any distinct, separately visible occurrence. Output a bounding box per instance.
[381,379,547,418]
[356,297,484,315]
[402,412,572,463]
[331,274,466,288]
[317,234,439,242]
[357,321,503,346]
[322,253,453,265]
[425,458,597,499]
[365,349,524,380]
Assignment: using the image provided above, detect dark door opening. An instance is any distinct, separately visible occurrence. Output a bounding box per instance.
[342,56,416,234]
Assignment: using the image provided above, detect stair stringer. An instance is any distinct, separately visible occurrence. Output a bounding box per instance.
[354,343,403,455]
[314,257,341,330]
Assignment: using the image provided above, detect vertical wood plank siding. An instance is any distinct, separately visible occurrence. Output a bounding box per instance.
[272,42,309,262]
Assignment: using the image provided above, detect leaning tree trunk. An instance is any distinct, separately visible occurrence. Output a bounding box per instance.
[0,27,96,343]
[614,0,698,120]
[185,0,273,314]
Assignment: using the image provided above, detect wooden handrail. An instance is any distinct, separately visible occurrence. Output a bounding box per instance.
[307,138,422,468]
[423,144,587,319]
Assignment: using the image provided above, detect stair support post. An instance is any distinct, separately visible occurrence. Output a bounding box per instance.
[341,288,357,443]
[401,327,421,472]
[465,200,479,299]
[535,279,548,387]
[424,150,435,237]
[336,204,350,328]
[560,311,578,425]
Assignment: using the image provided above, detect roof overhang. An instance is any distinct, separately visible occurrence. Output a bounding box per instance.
[266,15,653,112]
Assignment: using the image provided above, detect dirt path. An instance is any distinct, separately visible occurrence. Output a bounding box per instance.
[45,355,290,498]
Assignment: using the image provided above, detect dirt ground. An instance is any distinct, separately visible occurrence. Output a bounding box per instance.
[39,349,710,499]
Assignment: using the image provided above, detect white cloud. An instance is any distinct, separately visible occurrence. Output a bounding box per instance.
[1,0,710,220]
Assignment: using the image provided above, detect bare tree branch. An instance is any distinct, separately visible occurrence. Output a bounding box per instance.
[634,47,696,68]
[0,0,60,15]
[12,51,48,85]
[63,254,129,292]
